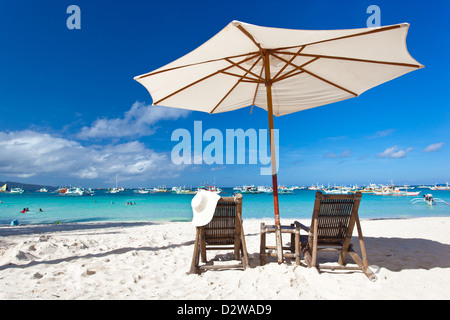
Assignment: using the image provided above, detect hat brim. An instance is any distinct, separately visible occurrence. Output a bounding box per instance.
[191,191,221,227]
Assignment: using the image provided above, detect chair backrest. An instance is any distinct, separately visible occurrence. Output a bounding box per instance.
[311,191,362,246]
[204,193,243,245]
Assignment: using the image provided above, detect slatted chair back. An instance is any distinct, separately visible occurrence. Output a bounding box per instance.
[312,192,362,246]
[204,195,242,246]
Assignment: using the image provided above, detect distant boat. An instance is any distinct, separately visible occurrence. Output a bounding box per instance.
[411,194,450,206]
[323,187,351,195]
[0,183,6,192]
[197,185,222,194]
[257,185,273,194]
[373,186,420,196]
[397,185,415,190]
[430,182,450,191]
[64,187,84,196]
[235,185,260,194]
[37,188,48,193]
[278,186,294,195]
[152,185,168,193]
[10,187,24,194]
[308,183,323,190]
[138,188,149,194]
[84,188,95,196]
[172,186,197,195]
[108,174,124,193]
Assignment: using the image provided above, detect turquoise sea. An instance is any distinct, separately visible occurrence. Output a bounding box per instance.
[1,188,449,225]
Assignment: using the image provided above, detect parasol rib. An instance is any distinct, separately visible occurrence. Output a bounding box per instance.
[272,56,319,83]
[268,24,404,52]
[135,51,260,80]
[224,58,264,81]
[210,56,262,114]
[250,64,265,113]
[272,46,305,81]
[235,24,263,51]
[272,51,422,69]
[153,53,260,105]
[219,70,261,82]
[271,53,358,97]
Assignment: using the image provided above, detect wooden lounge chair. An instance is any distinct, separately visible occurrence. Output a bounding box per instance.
[294,191,377,281]
[189,193,249,274]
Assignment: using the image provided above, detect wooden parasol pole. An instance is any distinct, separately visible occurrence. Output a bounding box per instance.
[263,49,283,264]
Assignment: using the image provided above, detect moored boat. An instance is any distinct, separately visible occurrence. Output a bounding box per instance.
[10,187,24,194]
[64,187,84,196]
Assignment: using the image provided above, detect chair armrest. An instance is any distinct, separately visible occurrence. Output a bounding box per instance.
[294,221,310,232]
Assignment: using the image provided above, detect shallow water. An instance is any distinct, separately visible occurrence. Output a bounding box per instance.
[0,188,449,225]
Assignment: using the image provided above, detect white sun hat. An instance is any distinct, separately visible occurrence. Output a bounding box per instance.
[191,190,221,227]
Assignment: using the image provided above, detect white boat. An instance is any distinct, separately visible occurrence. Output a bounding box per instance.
[84,188,95,196]
[152,185,168,192]
[235,185,260,194]
[278,186,294,194]
[411,194,450,206]
[37,188,48,193]
[430,182,450,191]
[108,174,123,193]
[392,191,421,196]
[108,187,120,194]
[323,188,351,195]
[197,185,222,194]
[373,186,420,196]
[308,183,324,190]
[173,186,197,195]
[10,187,24,194]
[64,187,84,196]
[257,185,273,194]
[359,183,379,193]
[138,188,149,194]
[397,185,415,190]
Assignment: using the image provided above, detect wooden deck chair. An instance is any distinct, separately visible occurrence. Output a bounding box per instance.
[189,193,249,274]
[295,191,377,281]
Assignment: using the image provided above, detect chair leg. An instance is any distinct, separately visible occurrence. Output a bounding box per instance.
[234,233,240,260]
[240,236,249,270]
[295,226,300,266]
[260,223,266,266]
[200,227,207,263]
[189,228,201,274]
[348,246,377,281]
[303,246,312,268]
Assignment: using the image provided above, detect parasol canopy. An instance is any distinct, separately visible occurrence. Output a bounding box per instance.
[135,20,423,116]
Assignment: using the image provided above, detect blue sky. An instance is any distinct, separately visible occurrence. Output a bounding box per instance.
[0,0,448,188]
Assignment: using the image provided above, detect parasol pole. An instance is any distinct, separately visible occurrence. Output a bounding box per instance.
[263,50,283,264]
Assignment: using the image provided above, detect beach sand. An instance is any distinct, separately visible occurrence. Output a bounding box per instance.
[0,217,449,300]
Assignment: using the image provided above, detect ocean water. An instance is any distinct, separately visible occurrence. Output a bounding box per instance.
[0,188,449,225]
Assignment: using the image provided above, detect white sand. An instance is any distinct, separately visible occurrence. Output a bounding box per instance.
[0,217,449,300]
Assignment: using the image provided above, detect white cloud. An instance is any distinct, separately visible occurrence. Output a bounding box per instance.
[0,130,184,181]
[78,101,190,139]
[423,142,444,152]
[377,146,413,159]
